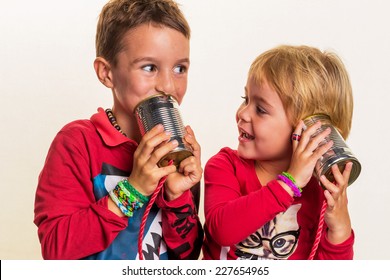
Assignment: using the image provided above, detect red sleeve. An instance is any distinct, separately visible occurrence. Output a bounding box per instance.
[156,189,203,259]
[315,229,355,260]
[34,130,127,260]
[204,151,294,246]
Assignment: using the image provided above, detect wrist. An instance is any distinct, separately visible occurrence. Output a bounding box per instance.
[326,226,352,244]
[277,172,302,197]
[164,188,184,201]
[107,196,126,217]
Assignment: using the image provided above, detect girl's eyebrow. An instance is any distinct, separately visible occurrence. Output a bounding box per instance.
[252,94,274,109]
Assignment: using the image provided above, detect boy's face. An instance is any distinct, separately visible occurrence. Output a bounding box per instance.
[110,23,190,118]
[236,77,293,162]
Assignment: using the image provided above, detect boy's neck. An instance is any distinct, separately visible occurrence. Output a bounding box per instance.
[111,106,141,143]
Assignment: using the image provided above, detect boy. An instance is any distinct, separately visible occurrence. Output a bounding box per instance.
[34,0,203,260]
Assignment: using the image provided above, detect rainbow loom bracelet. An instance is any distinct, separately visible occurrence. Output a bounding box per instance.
[109,179,150,217]
[114,184,145,214]
[118,179,149,204]
[277,173,302,197]
[109,189,131,217]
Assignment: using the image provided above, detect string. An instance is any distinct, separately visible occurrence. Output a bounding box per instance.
[138,160,173,260]
[308,199,327,260]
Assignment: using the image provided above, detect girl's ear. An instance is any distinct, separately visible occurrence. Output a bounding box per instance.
[93,57,113,88]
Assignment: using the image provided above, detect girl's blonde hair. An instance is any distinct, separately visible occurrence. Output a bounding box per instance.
[249,45,353,139]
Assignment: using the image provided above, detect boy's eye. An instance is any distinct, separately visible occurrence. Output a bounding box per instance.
[142,65,156,72]
[173,65,186,74]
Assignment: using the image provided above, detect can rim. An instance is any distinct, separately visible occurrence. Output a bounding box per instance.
[133,93,178,114]
[303,113,331,121]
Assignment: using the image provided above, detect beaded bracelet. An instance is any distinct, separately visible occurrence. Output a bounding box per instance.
[277,172,302,197]
[109,179,150,217]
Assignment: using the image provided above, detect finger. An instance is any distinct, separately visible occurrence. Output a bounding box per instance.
[148,140,179,166]
[297,121,322,151]
[320,174,339,196]
[312,140,333,159]
[342,161,353,185]
[184,125,201,160]
[158,164,177,177]
[306,127,331,153]
[137,128,172,162]
[141,124,165,142]
[178,155,199,174]
[329,163,345,186]
[291,120,305,149]
[324,189,335,210]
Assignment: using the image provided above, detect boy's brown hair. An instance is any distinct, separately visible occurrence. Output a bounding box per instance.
[96,0,190,66]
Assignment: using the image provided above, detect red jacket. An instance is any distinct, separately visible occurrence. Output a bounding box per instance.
[202,147,354,260]
[34,108,203,260]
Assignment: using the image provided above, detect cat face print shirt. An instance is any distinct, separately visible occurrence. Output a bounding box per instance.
[202,147,354,260]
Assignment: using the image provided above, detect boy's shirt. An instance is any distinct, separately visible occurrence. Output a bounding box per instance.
[34,108,202,260]
[202,147,354,260]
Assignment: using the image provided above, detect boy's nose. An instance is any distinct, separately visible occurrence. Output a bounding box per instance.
[156,71,175,95]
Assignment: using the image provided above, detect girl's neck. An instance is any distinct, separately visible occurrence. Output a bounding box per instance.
[255,158,290,185]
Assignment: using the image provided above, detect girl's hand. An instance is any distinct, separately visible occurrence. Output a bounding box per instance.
[164,125,203,201]
[128,124,177,196]
[320,162,353,244]
[287,120,333,189]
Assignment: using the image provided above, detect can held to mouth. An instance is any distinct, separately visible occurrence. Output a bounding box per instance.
[134,94,193,168]
[303,114,361,187]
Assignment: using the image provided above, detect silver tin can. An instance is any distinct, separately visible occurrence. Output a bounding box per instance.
[303,114,361,187]
[134,94,193,167]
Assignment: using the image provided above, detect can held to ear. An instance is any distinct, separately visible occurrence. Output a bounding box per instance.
[134,94,193,168]
[303,114,361,187]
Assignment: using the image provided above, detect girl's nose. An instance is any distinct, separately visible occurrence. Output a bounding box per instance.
[236,102,250,123]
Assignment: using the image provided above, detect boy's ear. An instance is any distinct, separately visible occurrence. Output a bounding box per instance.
[94,57,113,88]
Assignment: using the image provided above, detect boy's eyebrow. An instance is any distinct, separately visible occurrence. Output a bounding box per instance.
[132,57,190,64]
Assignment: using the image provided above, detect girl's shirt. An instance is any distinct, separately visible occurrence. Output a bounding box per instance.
[202,147,354,260]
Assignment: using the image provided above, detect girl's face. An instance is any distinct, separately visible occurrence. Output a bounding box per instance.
[236,77,293,162]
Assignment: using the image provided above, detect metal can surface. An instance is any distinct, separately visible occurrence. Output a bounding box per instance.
[134,94,193,167]
[303,114,361,187]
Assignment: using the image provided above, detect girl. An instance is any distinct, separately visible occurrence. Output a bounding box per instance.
[202,45,355,260]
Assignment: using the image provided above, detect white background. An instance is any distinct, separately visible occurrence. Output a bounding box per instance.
[0,0,389,260]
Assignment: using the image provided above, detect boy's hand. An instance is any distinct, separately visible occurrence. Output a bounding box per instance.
[128,124,178,196]
[164,125,203,201]
[320,162,353,244]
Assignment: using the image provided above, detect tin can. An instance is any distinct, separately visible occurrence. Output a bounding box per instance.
[134,94,193,168]
[303,114,361,187]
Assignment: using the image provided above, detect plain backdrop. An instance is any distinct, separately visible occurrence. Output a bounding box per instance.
[1,0,389,260]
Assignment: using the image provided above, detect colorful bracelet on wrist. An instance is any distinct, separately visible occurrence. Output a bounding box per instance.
[119,179,149,204]
[109,179,150,217]
[277,172,302,197]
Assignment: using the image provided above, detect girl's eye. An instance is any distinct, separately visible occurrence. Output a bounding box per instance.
[256,106,267,114]
[142,65,156,72]
[173,65,186,74]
